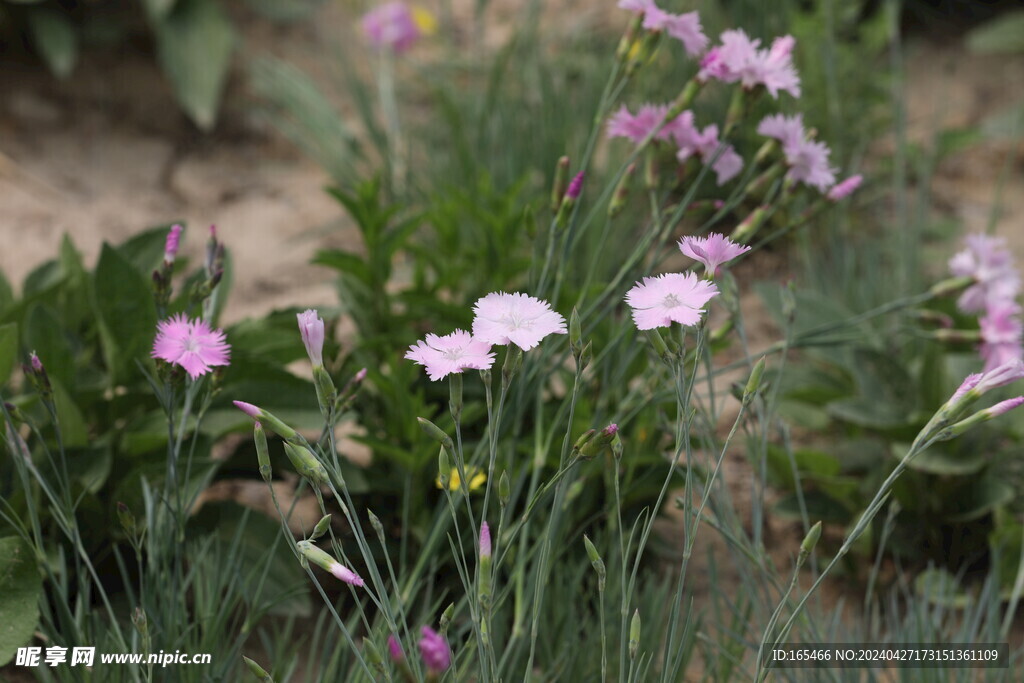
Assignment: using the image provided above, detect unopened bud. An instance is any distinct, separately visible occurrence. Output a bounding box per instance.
[731,204,770,243]
[797,521,822,567]
[116,502,135,536]
[449,372,463,421]
[311,514,332,541]
[133,607,148,636]
[499,470,511,507]
[551,156,570,212]
[583,534,606,585]
[418,417,454,451]
[579,423,619,461]
[282,442,329,486]
[254,422,272,483]
[233,401,297,441]
[363,638,385,674]
[242,656,274,682]
[569,308,581,355]
[629,609,641,660]
[928,275,974,299]
[438,447,450,489]
[645,328,671,362]
[440,602,456,637]
[742,357,766,405]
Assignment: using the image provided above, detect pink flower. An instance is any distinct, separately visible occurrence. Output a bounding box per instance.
[418,626,450,674]
[480,521,492,558]
[948,234,1021,313]
[152,314,231,379]
[233,400,260,419]
[827,174,863,202]
[361,2,421,53]
[672,117,743,184]
[406,330,495,381]
[979,302,1024,372]
[164,224,183,264]
[974,359,1024,394]
[699,29,800,98]
[679,233,751,277]
[330,562,365,587]
[618,1,708,56]
[757,114,835,191]
[949,373,982,404]
[566,171,584,200]
[607,104,673,145]
[387,635,404,661]
[472,292,567,350]
[297,309,325,367]
[624,272,719,330]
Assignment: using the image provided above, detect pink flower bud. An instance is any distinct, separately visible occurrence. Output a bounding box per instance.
[566,171,585,200]
[418,626,450,674]
[30,352,43,373]
[480,521,492,559]
[986,396,1024,417]
[330,562,365,587]
[296,309,326,367]
[354,368,368,383]
[233,400,261,419]
[826,174,863,202]
[387,635,404,661]
[164,224,183,264]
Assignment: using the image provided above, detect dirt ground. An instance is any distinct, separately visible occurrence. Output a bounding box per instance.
[1,4,1023,679]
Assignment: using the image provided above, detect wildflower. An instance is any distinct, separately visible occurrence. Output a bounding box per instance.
[948,233,1021,313]
[679,233,751,277]
[479,521,493,608]
[671,113,743,184]
[361,2,423,53]
[757,114,836,191]
[979,302,1024,372]
[232,400,298,440]
[164,224,183,265]
[827,174,863,202]
[625,272,718,330]
[472,292,567,351]
[566,171,584,200]
[987,396,1024,417]
[406,330,495,381]
[151,314,230,379]
[607,104,674,144]
[436,466,486,492]
[418,627,451,674]
[699,29,800,98]
[297,309,325,367]
[974,358,1024,395]
[578,423,621,460]
[617,1,708,56]
[296,540,365,587]
[480,521,492,558]
[387,635,404,661]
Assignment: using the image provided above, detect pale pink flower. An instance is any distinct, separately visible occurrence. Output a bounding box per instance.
[406,330,494,381]
[948,234,1021,313]
[827,174,863,202]
[418,627,451,674]
[472,292,567,350]
[974,359,1024,394]
[618,1,707,56]
[607,104,673,144]
[949,373,982,404]
[673,118,743,184]
[297,309,326,367]
[698,29,800,98]
[164,224,183,264]
[679,233,751,277]
[330,562,365,587]
[152,314,231,379]
[986,396,1024,417]
[624,272,719,330]
[361,2,421,53]
[757,114,835,190]
[979,302,1024,372]
[480,521,492,558]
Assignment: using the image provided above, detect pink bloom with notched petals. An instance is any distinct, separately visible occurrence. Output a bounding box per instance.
[679,233,751,277]
[827,174,863,202]
[607,104,674,144]
[472,292,567,350]
[617,0,708,56]
[673,119,743,184]
[979,301,1024,372]
[757,114,835,191]
[361,2,421,53]
[152,314,231,379]
[948,234,1021,314]
[625,272,719,330]
[566,171,584,200]
[974,358,1024,394]
[406,330,494,381]
[418,627,451,674]
[757,113,805,150]
[698,29,800,98]
[297,309,326,367]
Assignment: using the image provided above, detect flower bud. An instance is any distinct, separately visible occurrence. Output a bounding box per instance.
[569,307,581,356]
[645,328,672,362]
[233,401,297,440]
[499,470,511,507]
[417,417,454,452]
[438,447,450,490]
[797,521,821,567]
[133,607,148,636]
[296,540,364,586]
[242,656,274,682]
[742,357,766,406]
[282,442,329,486]
[731,204,770,244]
[579,423,619,461]
[254,422,272,483]
[583,534,606,585]
[296,309,325,367]
[311,514,332,541]
[551,156,570,213]
[928,275,974,299]
[163,224,183,265]
[478,521,493,609]
[615,15,642,63]
[363,638,385,674]
[449,372,463,421]
[367,509,385,543]
[116,502,135,536]
[312,365,338,419]
[439,602,456,637]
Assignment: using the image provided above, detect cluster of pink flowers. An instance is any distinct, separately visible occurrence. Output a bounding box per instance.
[625,232,747,330]
[949,234,1023,371]
[406,292,566,380]
[698,29,800,99]
[607,105,743,185]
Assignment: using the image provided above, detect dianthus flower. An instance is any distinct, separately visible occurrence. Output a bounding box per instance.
[679,233,751,277]
[698,29,800,98]
[472,292,567,350]
[152,314,230,379]
[361,2,422,52]
[418,627,450,674]
[979,301,1024,372]
[757,114,836,191]
[671,114,743,184]
[607,104,674,144]
[624,272,718,330]
[406,330,494,381]
[617,0,708,56]
[948,233,1021,314]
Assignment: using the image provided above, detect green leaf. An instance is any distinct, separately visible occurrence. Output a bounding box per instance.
[0,536,43,666]
[50,378,88,448]
[0,270,14,317]
[26,8,78,78]
[93,244,158,385]
[118,225,180,275]
[966,10,1024,54]
[24,304,75,390]
[312,249,371,283]
[0,323,17,386]
[914,568,972,608]
[902,442,986,476]
[155,0,236,130]
[944,475,1015,523]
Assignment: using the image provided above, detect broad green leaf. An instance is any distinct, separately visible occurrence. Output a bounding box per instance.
[50,378,88,448]
[0,323,17,386]
[966,11,1024,54]
[0,270,14,317]
[155,0,236,130]
[93,244,158,384]
[312,249,371,283]
[26,8,78,78]
[0,536,43,666]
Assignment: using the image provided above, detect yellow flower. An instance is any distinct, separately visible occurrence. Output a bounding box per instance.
[436,466,486,492]
[411,7,437,36]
